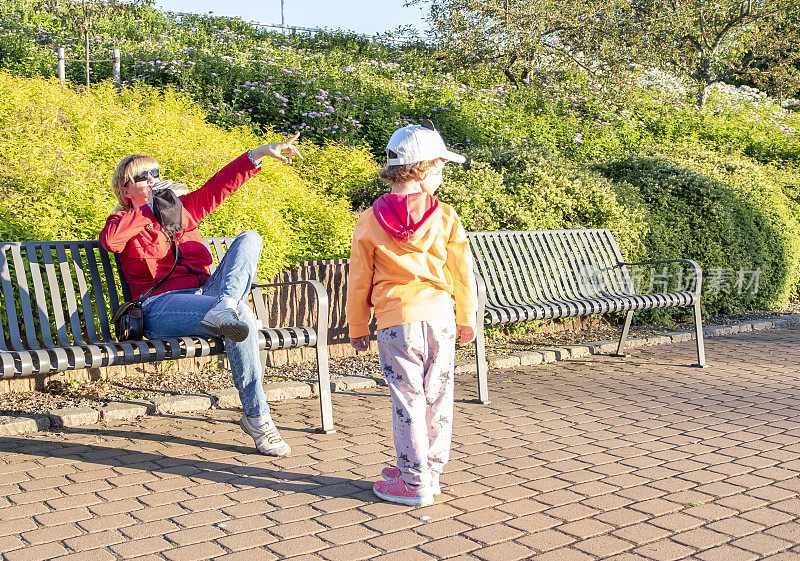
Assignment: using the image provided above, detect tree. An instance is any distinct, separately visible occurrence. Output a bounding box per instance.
[724,3,800,103]
[411,0,628,85]
[413,0,796,108]
[627,0,796,108]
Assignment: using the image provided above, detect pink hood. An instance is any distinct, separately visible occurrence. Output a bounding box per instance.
[372,192,442,247]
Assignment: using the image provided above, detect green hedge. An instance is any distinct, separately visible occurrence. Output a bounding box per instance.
[594,148,800,313]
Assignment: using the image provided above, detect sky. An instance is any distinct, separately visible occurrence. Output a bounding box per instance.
[153,0,430,37]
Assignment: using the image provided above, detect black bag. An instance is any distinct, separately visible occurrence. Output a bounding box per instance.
[112,190,185,341]
[111,301,144,341]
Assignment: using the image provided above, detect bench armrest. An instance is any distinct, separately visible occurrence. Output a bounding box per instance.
[619,259,702,296]
[610,258,702,296]
[251,280,330,342]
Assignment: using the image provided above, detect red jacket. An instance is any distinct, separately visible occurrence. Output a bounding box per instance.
[99,153,260,301]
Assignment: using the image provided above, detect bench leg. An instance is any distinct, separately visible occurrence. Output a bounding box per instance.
[693,301,707,368]
[612,310,634,357]
[475,321,491,405]
[315,342,335,434]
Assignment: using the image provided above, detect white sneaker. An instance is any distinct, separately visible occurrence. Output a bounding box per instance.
[240,414,291,457]
[201,307,249,342]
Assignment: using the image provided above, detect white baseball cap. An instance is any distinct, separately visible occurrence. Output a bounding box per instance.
[386,120,466,165]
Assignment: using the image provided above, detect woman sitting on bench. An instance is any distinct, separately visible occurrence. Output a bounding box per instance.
[99,134,302,457]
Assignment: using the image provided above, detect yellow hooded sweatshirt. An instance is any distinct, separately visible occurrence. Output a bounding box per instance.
[346,192,478,338]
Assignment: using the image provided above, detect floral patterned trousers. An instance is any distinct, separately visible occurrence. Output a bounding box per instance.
[376,319,457,488]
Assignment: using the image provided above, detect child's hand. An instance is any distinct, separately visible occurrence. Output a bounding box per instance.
[456,325,475,345]
[350,335,370,352]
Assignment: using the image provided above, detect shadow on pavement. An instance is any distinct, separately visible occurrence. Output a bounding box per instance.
[0,424,376,500]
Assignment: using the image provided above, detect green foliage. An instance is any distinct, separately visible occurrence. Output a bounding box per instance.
[292,141,377,200]
[441,147,648,258]
[0,73,357,278]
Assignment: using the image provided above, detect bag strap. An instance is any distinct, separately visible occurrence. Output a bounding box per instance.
[135,233,181,305]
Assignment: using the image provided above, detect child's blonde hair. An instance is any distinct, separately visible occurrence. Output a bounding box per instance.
[378,158,445,185]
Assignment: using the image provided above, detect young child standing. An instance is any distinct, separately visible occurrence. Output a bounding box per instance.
[346,120,478,506]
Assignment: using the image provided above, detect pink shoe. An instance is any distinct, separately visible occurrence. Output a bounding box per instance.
[381,467,441,496]
[373,477,434,506]
[381,467,401,480]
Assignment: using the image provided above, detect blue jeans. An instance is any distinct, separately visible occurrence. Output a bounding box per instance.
[142,230,269,418]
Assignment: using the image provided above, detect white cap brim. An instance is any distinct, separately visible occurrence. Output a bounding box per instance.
[441,149,466,164]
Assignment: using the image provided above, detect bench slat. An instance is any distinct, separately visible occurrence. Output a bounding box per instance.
[557,231,600,298]
[0,351,15,376]
[526,233,583,315]
[0,246,20,351]
[10,245,41,351]
[542,231,594,313]
[84,242,114,342]
[499,234,540,303]
[595,230,635,294]
[575,230,617,301]
[516,234,571,317]
[26,245,59,351]
[56,244,87,347]
[42,244,71,348]
[71,242,103,345]
[557,231,624,314]
[536,232,576,308]
[15,350,34,377]
[97,246,123,336]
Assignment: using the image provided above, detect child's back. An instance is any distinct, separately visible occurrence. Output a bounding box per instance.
[346,121,478,506]
[347,190,475,338]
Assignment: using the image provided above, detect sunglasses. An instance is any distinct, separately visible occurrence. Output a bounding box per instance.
[131,168,160,183]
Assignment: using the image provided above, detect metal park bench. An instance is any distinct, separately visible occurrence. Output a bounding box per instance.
[468,229,706,404]
[0,237,334,433]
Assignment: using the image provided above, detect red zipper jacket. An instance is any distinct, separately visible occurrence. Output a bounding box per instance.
[99,152,260,301]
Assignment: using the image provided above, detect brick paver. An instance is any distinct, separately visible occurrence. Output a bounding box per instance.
[1,323,800,559]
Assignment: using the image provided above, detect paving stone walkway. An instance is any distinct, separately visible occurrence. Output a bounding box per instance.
[2,323,800,561]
